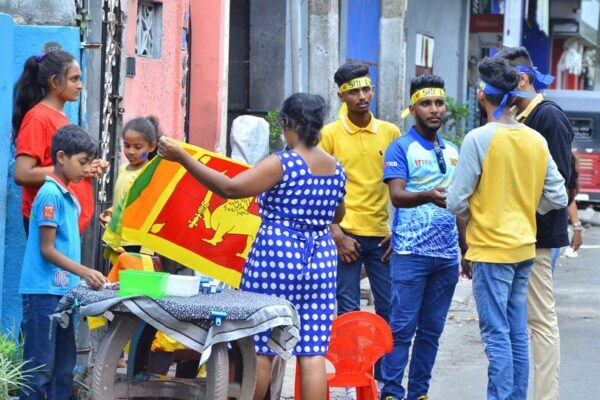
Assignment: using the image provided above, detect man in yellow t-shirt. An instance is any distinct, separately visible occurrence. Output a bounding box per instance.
[320,62,400,381]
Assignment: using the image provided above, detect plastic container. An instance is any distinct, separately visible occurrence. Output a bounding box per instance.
[118,270,169,299]
[165,275,201,297]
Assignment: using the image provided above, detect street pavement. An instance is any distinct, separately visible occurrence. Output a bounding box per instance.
[280,225,600,399]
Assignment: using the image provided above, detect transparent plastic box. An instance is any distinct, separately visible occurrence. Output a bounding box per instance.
[165,275,201,297]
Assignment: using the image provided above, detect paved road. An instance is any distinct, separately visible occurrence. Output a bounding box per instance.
[429,225,600,399]
[280,225,600,399]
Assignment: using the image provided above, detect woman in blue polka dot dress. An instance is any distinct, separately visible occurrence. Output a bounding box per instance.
[158,93,347,400]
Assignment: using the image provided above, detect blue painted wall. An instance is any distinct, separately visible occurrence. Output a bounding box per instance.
[522,21,551,91]
[0,13,15,335]
[345,0,380,113]
[0,12,80,333]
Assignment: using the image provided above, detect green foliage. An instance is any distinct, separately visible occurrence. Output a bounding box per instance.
[265,109,285,153]
[0,330,39,398]
[441,134,465,148]
[442,96,471,147]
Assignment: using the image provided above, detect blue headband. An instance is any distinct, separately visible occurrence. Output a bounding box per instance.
[515,65,555,86]
[478,80,535,119]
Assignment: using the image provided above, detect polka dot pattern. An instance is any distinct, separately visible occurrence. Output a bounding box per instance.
[240,150,347,356]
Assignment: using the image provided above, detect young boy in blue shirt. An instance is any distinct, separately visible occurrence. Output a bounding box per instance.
[379,75,467,400]
[19,125,108,400]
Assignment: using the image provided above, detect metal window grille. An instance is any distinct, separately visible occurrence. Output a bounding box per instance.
[135,1,162,58]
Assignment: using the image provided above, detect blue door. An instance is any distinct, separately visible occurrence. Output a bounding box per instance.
[345,0,381,113]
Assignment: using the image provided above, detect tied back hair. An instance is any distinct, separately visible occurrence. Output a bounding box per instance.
[122,116,162,159]
[478,57,520,106]
[12,50,76,139]
[278,93,326,147]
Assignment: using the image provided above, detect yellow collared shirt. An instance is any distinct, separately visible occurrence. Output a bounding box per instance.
[515,93,544,123]
[320,112,401,236]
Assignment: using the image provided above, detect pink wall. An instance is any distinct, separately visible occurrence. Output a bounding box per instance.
[123,0,189,140]
[188,0,227,151]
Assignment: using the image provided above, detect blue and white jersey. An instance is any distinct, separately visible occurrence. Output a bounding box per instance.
[383,127,460,259]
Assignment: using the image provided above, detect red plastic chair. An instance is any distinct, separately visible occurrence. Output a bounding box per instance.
[294,311,393,400]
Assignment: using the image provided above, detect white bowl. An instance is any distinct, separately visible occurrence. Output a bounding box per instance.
[165,275,201,297]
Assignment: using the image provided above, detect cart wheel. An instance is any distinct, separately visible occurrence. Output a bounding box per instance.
[205,342,229,400]
[91,314,139,400]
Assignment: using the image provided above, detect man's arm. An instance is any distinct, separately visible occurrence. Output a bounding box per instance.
[383,138,448,208]
[387,179,447,208]
[456,218,472,279]
[447,133,481,220]
[457,218,468,254]
[538,148,568,215]
[567,201,583,251]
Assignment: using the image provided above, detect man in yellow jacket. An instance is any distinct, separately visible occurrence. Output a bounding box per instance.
[448,57,567,400]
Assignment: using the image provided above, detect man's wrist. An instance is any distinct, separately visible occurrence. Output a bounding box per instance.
[423,190,435,203]
[572,221,583,231]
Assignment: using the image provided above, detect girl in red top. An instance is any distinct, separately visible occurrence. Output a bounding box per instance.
[12,50,107,234]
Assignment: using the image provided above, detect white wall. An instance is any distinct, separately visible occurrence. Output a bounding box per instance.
[404,0,469,106]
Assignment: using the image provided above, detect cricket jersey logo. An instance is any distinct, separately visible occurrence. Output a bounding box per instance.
[414,159,435,167]
[43,205,55,220]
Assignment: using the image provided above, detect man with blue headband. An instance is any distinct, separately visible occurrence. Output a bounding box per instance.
[447,57,568,400]
[496,46,574,400]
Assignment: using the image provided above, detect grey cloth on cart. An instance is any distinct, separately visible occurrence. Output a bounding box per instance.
[53,285,300,365]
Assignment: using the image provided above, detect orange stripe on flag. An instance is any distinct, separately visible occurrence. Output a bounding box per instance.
[105,141,259,288]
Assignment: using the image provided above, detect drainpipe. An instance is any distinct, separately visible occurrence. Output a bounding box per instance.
[290,0,300,92]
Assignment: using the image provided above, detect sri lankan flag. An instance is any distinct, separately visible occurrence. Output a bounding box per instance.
[102,141,260,288]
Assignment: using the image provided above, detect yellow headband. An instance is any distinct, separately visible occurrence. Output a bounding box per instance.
[401,87,446,119]
[410,87,446,105]
[339,76,373,93]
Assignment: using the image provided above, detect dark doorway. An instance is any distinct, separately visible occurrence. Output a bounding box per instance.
[226,0,251,156]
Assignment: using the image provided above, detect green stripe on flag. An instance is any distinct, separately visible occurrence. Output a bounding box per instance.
[126,157,161,207]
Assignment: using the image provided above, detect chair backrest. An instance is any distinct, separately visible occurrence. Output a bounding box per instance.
[325,311,392,376]
[107,252,163,282]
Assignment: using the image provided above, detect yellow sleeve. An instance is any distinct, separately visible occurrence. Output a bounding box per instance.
[392,123,401,139]
[319,125,334,154]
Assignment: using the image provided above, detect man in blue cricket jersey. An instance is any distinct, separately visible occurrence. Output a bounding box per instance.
[379,75,467,400]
